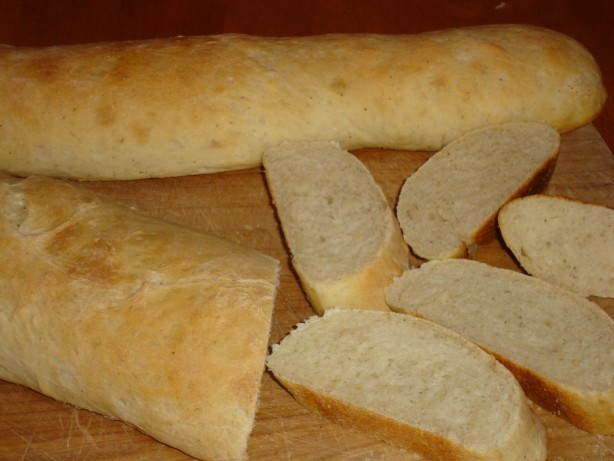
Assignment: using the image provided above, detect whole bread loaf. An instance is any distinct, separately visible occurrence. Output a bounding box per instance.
[396,122,560,260]
[263,140,408,314]
[498,194,614,298]
[385,259,614,434]
[0,24,605,180]
[267,308,547,461]
[0,175,280,461]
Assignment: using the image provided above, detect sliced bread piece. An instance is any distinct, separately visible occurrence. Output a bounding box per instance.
[396,122,560,260]
[498,194,614,298]
[263,140,409,314]
[385,258,614,434]
[266,308,546,461]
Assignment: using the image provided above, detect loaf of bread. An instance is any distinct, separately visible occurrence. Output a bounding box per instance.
[498,194,614,298]
[385,259,614,434]
[0,175,280,461]
[267,308,547,461]
[263,140,408,314]
[396,122,560,260]
[0,24,605,180]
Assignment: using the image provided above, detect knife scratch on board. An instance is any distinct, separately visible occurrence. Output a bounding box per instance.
[67,408,96,448]
[590,433,614,456]
[11,424,35,460]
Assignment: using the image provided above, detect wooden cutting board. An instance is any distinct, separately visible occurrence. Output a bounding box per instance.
[0,123,612,460]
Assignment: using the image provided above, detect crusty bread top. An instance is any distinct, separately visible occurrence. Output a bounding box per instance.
[267,308,546,461]
[498,194,614,298]
[396,122,560,260]
[0,24,605,179]
[263,140,408,313]
[0,175,280,461]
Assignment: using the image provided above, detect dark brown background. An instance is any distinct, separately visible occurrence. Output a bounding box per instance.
[0,0,612,152]
[0,1,613,460]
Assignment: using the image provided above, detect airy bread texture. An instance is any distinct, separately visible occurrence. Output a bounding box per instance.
[385,259,614,434]
[267,308,547,461]
[0,24,605,180]
[0,175,280,461]
[263,140,408,314]
[396,122,560,260]
[498,194,614,298]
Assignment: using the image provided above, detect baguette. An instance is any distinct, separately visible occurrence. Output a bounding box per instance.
[263,140,408,314]
[0,175,280,461]
[498,194,614,297]
[266,308,547,461]
[396,122,560,260]
[0,24,605,180]
[385,259,614,434]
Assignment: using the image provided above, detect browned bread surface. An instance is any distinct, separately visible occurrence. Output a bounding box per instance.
[0,175,280,461]
[0,24,605,179]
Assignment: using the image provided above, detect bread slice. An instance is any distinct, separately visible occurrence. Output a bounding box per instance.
[385,258,614,434]
[266,308,546,461]
[0,175,280,461]
[263,140,408,314]
[396,122,560,260]
[498,194,614,297]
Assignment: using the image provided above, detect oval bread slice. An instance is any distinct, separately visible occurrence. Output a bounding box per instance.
[396,122,560,260]
[385,259,614,434]
[267,308,547,461]
[498,194,614,297]
[263,140,408,314]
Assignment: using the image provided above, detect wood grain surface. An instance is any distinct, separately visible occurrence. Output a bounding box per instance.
[0,2,613,460]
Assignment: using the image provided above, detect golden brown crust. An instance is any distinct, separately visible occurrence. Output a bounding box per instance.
[273,375,544,461]
[0,175,280,460]
[276,378,474,461]
[0,25,606,180]
[492,351,614,435]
